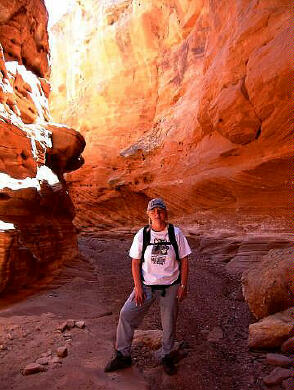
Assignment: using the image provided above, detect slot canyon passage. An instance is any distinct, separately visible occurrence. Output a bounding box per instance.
[0,0,293,389]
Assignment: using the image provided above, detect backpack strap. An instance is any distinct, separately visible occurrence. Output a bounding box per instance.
[140,224,180,284]
[141,224,180,261]
[141,225,151,262]
[168,223,180,261]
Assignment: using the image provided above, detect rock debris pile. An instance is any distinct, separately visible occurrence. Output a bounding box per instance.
[21,319,87,376]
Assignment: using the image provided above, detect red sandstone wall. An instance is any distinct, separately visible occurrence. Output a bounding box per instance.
[0,0,85,294]
[48,0,292,235]
[0,0,50,78]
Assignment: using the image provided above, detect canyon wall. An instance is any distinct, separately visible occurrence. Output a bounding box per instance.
[49,0,292,236]
[0,0,85,294]
[48,1,293,343]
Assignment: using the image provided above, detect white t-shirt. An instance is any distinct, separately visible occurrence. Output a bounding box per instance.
[129,225,192,286]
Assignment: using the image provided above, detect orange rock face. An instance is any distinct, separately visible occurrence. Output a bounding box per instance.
[0,0,50,78]
[48,0,292,237]
[0,0,85,294]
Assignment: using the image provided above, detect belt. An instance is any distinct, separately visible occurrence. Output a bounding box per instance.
[146,277,180,297]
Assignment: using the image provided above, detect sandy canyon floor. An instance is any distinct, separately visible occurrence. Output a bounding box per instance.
[0,233,277,390]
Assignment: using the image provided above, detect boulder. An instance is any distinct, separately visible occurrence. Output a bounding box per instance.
[249,308,294,349]
[46,124,85,177]
[242,247,294,319]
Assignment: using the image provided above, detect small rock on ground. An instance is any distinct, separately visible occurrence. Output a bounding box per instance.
[263,367,292,385]
[57,346,68,358]
[22,363,47,375]
[75,320,85,328]
[266,353,293,367]
[66,319,75,329]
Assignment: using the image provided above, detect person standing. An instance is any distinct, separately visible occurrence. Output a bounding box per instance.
[104,198,192,375]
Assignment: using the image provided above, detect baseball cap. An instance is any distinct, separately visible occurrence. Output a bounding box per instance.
[147,198,167,211]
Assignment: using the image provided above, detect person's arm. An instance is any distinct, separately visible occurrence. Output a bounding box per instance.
[177,256,189,302]
[132,258,145,306]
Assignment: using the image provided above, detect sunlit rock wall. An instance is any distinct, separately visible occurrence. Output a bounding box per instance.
[49,0,291,235]
[0,0,85,294]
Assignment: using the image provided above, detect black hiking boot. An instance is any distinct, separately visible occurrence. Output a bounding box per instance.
[161,354,177,376]
[104,350,132,372]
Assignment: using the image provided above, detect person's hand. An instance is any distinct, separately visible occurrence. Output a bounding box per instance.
[133,285,146,306]
[177,285,187,302]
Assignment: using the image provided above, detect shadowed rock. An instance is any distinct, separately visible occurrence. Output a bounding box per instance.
[0,1,85,295]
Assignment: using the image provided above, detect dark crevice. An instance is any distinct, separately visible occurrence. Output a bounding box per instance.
[20,151,28,160]
[255,127,262,140]
[0,193,11,200]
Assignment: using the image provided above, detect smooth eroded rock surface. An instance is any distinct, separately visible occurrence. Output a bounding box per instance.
[48,0,292,238]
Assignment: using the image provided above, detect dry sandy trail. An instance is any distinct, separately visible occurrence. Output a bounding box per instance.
[0,233,270,390]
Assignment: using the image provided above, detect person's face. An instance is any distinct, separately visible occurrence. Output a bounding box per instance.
[148,207,167,225]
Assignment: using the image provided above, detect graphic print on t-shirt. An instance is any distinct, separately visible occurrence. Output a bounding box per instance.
[151,238,170,265]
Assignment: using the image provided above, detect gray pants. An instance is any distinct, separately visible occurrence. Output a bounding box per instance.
[116,283,179,358]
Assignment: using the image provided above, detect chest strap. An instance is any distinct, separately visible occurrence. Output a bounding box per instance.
[141,224,180,262]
